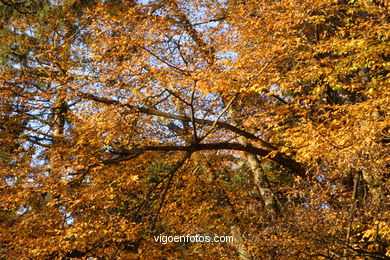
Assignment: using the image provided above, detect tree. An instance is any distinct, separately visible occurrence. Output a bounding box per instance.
[0,0,389,258]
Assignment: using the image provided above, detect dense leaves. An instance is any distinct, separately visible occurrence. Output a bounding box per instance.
[0,0,389,258]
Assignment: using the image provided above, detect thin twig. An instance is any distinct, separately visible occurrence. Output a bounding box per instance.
[164,87,190,105]
[74,89,276,150]
[190,83,198,141]
[139,46,191,76]
[130,173,170,222]
[199,92,238,142]
[151,152,192,230]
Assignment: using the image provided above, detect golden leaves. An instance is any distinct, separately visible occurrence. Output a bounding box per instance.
[0,0,389,258]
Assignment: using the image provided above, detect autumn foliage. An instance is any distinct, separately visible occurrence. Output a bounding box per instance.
[0,0,389,258]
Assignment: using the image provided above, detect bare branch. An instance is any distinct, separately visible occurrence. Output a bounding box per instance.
[117,142,305,177]
[151,152,192,230]
[74,90,276,150]
[170,0,216,66]
[189,83,198,141]
[199,92,238,142]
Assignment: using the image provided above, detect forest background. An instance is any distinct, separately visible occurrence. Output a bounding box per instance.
[0,0,389,258]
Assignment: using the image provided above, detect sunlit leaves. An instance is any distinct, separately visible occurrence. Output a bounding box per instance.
[0,0,389,258]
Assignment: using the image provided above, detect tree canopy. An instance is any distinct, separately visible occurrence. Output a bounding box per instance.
[0,0,389,258]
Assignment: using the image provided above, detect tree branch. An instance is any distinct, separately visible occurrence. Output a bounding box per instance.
[170,0,216,66]
[117,142,305,178]
[151,152,192,230]
[74,91,305,176]
[75,90,276,150]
